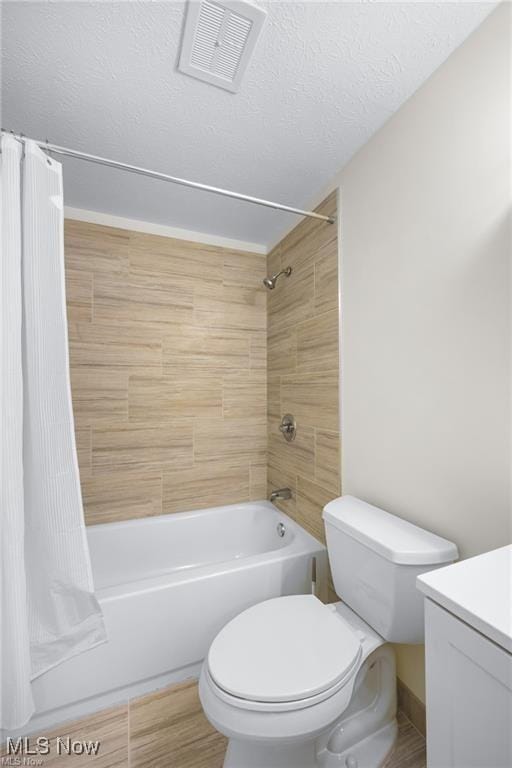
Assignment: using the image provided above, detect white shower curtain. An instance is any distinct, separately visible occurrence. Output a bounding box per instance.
[0,135,106,730]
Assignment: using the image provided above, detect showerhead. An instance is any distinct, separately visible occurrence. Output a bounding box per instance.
[262,266,292,290]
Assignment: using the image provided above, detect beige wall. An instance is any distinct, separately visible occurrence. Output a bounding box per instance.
[65,219,267,525]
[338,4,511,702]
[266,193,341,556]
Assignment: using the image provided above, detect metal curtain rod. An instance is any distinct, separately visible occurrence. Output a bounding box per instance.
[2,131,335,224]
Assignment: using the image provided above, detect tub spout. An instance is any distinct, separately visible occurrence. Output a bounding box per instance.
[270,488,292,502]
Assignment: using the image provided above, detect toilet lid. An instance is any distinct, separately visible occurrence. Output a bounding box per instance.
[207,595,361,703]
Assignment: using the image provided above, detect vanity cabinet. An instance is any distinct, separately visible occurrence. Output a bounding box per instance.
[418,545,512,768]
[424,599,511,767]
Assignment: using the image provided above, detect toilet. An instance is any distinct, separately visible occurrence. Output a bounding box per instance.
[199,496,458,768]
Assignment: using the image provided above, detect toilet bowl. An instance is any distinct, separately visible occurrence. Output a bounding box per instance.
[199,596,398,768]
[199,496,458,768]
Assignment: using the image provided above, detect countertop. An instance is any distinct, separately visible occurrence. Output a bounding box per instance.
[417,544,512,653]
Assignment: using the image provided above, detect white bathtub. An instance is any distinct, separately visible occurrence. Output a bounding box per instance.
[27,501,327,732]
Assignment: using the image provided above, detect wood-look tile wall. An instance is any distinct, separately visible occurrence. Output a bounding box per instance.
[266,192,340,544]
[64,220,267,525]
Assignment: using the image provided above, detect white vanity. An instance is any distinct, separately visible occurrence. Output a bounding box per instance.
[418,545,512,768]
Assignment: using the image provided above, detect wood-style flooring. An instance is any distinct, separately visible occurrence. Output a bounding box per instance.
[1,681,426,767]
[384,711,427,768]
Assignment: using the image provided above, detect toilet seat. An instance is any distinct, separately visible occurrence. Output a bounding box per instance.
[207,595,362,710]
[204,663,357,713]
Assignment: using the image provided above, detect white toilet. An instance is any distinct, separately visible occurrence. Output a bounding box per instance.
[199,496,458,768]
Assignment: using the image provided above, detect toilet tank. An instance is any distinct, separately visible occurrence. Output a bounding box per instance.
[323,496,458,643]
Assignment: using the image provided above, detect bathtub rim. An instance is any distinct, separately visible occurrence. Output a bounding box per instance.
[90,501,325,601]
[87,499,305,535]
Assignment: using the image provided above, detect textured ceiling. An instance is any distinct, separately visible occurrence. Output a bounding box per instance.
[2,1,496,247]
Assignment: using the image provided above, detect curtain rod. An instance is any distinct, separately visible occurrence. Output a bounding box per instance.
[2,131,335,224]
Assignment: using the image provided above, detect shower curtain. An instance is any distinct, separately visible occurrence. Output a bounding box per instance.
[0,134,106,730]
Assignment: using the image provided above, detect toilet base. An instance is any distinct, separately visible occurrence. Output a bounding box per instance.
[318,719,398,767]
[219,643,397,768]
[224,738,316,768]
[224,719,398,768]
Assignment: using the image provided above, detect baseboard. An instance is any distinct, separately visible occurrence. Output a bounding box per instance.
[397,678,426,738]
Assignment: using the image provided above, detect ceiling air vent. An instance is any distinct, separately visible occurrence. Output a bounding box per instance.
[178,0,267,93]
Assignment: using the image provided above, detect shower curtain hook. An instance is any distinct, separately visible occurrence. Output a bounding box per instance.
[45,137,52,165]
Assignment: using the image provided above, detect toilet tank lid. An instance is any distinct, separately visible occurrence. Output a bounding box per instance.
[323,496,458,565]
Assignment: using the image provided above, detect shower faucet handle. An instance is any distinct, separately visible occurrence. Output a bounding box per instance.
[279,414,296,442]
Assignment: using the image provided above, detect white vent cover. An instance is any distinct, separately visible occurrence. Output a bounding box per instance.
[179,0,267,93]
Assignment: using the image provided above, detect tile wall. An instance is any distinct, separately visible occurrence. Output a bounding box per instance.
[266,192,340,544]
[64,220,267,525]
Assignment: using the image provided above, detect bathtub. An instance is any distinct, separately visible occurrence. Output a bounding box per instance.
[27,501,327,733]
